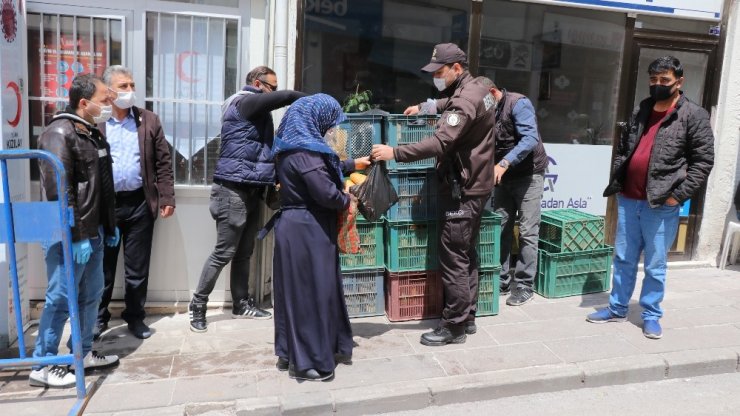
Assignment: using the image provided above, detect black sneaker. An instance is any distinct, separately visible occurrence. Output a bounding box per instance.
[465,321,477,335]
[232,298,272,320]
[127,320,152,339]
[506,287,534,306]
[420,326,466,346]
[500,285,511,296]
[189,301,208,333]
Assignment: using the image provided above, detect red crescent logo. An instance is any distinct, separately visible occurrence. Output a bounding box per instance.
[6,81,21,127]
[176,51,200,83]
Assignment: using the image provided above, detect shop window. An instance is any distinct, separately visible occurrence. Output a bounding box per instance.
[145,12,239,186]
[301,0,470,113]
[480,1,626,145]
[26,12,123,179]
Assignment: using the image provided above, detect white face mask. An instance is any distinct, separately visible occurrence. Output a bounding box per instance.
[113,91,136,109]
[87,101,113,124]
[433,77,447,92]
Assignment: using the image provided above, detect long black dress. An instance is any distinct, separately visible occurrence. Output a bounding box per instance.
[272,150,354,373]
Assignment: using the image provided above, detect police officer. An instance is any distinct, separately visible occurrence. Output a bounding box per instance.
[372,43,495,346]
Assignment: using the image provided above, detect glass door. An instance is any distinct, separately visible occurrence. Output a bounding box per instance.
[26,5,130,179]
[621,32,718,260]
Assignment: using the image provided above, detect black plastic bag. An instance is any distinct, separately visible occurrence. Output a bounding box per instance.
[350,161,398,222]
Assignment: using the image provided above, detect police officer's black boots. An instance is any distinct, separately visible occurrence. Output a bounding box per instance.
[420,324,466,346]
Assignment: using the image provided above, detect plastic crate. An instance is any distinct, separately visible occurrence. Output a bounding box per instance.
[384,221,438,272]
[387,170,437,221]
[340,219,384,271]
[477,210,502,268]
[335,114,383,160]
[342,269,384,318]
[539,209,605,253]
[477,266,501,317]
[385,270,444,322]
[535,246,614,298]
[385,115,439,171]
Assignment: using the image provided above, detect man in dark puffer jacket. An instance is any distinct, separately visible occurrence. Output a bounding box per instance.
[588,56,714,340]
[189,66,304,332]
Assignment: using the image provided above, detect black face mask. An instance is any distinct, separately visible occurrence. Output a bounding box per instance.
[649,82,677,102]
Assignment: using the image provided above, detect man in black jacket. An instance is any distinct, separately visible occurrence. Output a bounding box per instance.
[32,74,120,388]
[587,56,714,339]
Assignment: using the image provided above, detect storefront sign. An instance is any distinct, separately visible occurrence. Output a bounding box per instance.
[519,0,723,21]
[0,0,29,349]
[541,143,612,216]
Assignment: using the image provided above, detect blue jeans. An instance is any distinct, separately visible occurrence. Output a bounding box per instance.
[33,233,105,367]
[609,195,680,321]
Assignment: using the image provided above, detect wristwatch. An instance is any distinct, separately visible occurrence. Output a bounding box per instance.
[498,159,510,168]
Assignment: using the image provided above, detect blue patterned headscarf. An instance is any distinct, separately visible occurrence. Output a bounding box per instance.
[273,93,347,185]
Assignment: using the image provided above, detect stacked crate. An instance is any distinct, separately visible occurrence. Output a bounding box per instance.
[536,209,614,298]
[383,115,443,321]
[336,114,385,317]
[477,211,503,316]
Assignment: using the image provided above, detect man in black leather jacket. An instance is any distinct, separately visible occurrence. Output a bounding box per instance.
[31,74,120,388]
[587,56,714,340]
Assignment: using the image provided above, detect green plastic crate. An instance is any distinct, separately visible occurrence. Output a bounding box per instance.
[477,266,501,317]
[477,210,502,268]
[539,209,605,253]
[535,246,613,298]
[340,219,384,271]
[385,115,439,171]
[384,221,438,272]
[342,268,384,318]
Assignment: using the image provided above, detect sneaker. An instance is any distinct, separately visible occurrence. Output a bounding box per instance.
[93,321,108,341]
[506,287,534,306]
[420,326,466,346]
[71,351,120,370]
[464,321,477,335]
[29,365,76,388]
[189,301,208,333]
[232,298,272,320]
[586,308,627,323]
[500,285,511,296]
[643,320,663,339]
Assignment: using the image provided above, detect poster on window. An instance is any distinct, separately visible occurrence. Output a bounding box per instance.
[150,15,230,160]
[38,32,107,99]
[480,38,532,71]
[0,0,29,349]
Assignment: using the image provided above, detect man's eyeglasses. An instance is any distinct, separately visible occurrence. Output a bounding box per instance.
[258,79,277,91]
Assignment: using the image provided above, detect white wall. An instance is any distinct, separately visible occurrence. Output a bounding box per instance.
[696,0,740,265]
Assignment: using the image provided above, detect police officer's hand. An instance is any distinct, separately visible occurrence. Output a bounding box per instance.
[493,164,508,186]
[371,144,395,161]
[403,105,420,116]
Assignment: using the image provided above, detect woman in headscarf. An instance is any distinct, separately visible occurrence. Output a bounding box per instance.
[269,93,370,381]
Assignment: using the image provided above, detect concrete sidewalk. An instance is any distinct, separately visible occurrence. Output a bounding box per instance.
[2,265,740,415]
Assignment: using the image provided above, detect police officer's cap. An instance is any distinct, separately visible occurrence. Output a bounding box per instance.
[421,43,468,73]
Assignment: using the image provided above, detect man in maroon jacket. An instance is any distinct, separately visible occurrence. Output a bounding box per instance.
[96,65,176,340]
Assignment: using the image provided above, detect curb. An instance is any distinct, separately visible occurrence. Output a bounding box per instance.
[222,347,740,416]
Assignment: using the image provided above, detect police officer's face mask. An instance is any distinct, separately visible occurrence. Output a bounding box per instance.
[433,66,454,91]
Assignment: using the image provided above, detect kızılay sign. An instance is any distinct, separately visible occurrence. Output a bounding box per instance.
[517,0,724,21]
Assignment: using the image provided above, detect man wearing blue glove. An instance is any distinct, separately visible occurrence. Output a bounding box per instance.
[33,73,120,388]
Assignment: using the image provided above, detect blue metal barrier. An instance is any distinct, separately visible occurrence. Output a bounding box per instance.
[0,149,87,415]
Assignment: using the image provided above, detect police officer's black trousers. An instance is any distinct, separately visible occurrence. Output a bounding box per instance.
[438,193,488,328]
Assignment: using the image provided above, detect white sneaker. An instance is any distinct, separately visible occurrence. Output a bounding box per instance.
[29,365,76,388]
[71,350,120,370]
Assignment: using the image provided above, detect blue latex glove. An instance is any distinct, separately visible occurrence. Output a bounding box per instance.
[72,239,92,264]
[105,227,120,247]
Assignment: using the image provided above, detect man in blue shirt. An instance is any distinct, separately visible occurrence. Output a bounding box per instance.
[96,65,175,340]
[481,78,549,307]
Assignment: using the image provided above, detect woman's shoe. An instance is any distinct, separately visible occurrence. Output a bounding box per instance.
[288,367,334,381]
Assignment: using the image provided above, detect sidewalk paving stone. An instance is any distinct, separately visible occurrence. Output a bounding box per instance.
[3,267,740,415]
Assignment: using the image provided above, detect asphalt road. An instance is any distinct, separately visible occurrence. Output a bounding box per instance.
[383,373,740,416]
